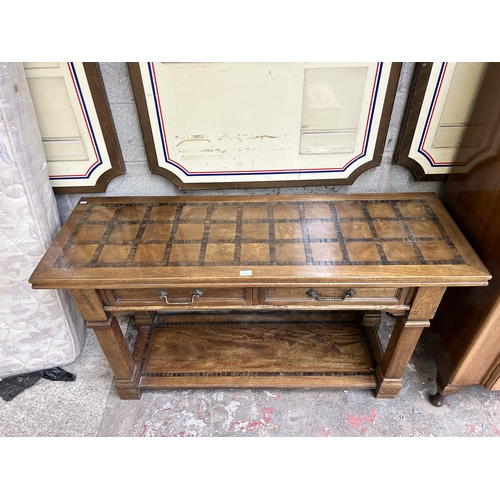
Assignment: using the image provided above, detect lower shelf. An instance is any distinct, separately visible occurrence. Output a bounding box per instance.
[133,311,378,390]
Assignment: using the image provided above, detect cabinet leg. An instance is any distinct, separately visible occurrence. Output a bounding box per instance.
[429,371,463,407]
[87,317,141,399]
[429,392,446,407]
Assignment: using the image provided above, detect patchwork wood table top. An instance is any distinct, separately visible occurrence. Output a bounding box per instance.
[30,193,490,289]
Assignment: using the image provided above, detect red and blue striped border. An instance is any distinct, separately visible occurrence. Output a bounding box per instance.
[148,62,384,178]
[48,62,103,181]
[417,62,464,168]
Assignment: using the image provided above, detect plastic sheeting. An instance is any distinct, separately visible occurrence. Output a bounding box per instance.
[0,62,85,379]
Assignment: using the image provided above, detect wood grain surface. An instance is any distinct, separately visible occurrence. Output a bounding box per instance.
[134,312,378,390]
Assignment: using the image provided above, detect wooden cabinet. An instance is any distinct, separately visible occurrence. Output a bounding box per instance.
[29,194,490,400]
[425,63,500,405]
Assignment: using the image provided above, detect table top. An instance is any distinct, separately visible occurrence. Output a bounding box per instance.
[29,193,491,289]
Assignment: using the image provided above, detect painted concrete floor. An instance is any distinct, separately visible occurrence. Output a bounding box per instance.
[1,313,500,438]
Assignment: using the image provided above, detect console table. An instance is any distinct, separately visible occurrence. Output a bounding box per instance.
[29,193,490,400]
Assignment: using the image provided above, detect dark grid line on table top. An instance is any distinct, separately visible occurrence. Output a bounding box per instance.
[54,204,94,267]
[54,199,466,268]
[298,202,314,265]
[419,203,465,262]
[328,201,350,262]
[125,203,154,265]
[87,204,125,267]
[233,205,244,265]
[197,204,214,266]
[160,204,185,266]
[67,200,449,229]
[391,202,429,264]
[61,257,469,268]
[398,200,464,265]
[360,201,389,263]
[267,203,277,265]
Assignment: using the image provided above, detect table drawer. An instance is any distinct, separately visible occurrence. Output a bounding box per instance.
[103,287,252,308]
[260,286,407,306]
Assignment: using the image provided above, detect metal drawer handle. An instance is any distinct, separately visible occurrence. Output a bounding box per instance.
[157,289,204,305]
[306,288,357,301]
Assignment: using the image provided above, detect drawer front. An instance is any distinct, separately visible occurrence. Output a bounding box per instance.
[260,287,406,306]
[104,287,252,308]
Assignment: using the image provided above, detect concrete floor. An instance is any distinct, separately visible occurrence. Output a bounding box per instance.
[1,313,500,438]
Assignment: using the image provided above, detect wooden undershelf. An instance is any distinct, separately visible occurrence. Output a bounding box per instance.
[133,311,378,390]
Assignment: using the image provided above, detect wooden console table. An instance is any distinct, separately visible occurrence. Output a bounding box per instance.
[29,193,490,400]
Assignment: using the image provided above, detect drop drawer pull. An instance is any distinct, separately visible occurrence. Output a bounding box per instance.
[157,289,204,305]
[306,288,357,301]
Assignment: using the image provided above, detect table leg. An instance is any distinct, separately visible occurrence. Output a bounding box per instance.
[375,286,447,398]
[71,290,141,399]
[87,317,140,399]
